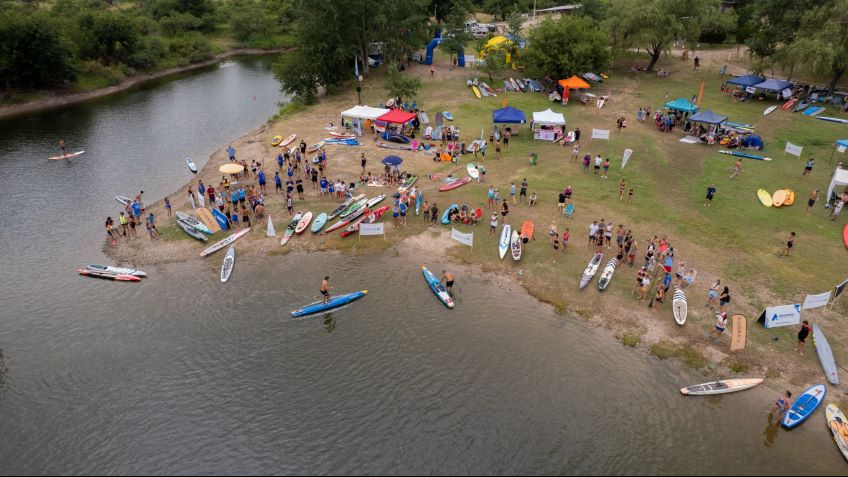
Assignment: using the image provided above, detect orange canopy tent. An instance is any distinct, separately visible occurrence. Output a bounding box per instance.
[558,76,590,90]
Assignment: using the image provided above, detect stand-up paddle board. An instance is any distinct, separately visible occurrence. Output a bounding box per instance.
[680,378,763,396]
[782,384,826,429]
[672,289,687,325]
[49,151,85,160]
[813,324,839,385]
[499,225,511,260]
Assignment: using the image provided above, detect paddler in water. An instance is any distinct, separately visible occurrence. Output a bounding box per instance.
[59,138,66,157]
[442,270,455,293]
[320,276,331,304]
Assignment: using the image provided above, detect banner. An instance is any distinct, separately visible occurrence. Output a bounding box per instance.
[359,223,384,236]
[839,145,847,154]
[758,304,802,329]
[835,278,848,299]
[451,227,474,247]
[746,86,757,94]
[802,291,832,310]
[591,129,610,140]
[784,142,803,157]
[730,315,747,351]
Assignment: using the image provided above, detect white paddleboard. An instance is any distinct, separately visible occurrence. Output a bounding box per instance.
[672,289,687,325]
[826,405,848,463]
[813,324,839,385]
[467,163,479,179]
[764,105,778,115]
[49,150,85,160]
[220,246,235,283]
[499,225,511,260]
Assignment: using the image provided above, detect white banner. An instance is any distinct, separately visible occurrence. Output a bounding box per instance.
[746,86,757,94]
[359,223,384,236]
[451,227,474,247]
[591,129,610,140]
[785,142,803,157]
[762,303,802,329]
[802,291,832,310]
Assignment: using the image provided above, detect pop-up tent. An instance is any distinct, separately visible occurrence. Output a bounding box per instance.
[741,134,764,150]
[665,98,698,114]
[341,105,390,120]
[827,166,848,200]
[532,108,565,125]
[689,109,727,125]
[725,74,765,87]
[532,108,565,141]
[753,79,793,92]
[377,110,418,125]
[493,106,527,124]
[558,76,590,90]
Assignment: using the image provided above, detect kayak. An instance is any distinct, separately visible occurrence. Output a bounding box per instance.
[49,150,85,160]
[280,212,303,246]
[311,213,328,233]
[271,135,283,146]
[580,253,603,289]
[826,405,848,463]
[295,211,313,234]
[200,228,250,257]
[498,225,511,260]
[680,378,763,396]
[782,98,798,110]
[328,194,364,220]
[177,219,209,242]
[186,157,197,173]
[220,246,235,283]
[439,177,472,192]
[85,264,146,277]
[783,384,826,429]
[597,257,618,291]
[422,266,454,308]
[176,211,212,235]
[78,268,140,281]
[290,290,368,318]
[306,141,325,153]
[441,204,458,225]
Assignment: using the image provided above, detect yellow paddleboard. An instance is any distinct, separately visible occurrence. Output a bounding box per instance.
[783,189,795,206]
[271,135,282,146]
[772,189,787,207]
[471,85,482,99]
[757,189,773,207]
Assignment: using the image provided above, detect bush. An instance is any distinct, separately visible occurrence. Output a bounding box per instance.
[78,59,126,87]
[127,36,168,69]
[0,13,78,88]
[159,12,203,36]
[168,32,213,63]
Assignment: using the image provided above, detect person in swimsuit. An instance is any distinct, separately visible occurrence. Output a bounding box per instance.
[561,228,570,251]
[718,286,730,312]
[794,320,812,355]
[320,276,331,304]
[730,159,742,180]
[779,232,796,257]
[705,279,720,309]
[806,188,819,213]
[442,270,455,292]
[770,390,792,419]
[551,237,560,263]
[501,200,509,224]
[59,139,66,156]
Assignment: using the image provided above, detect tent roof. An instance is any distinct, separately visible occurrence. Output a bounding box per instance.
[726,74,765,87]
[828,168,848,199]
[532,108,565,125]
[753,79,793,92]
[484,35,512,50]
[836,139,848,148]
[558,76,590,90]
[689,109,727,124]
[376,109,418,124]
[493,106,527,124]
[665,98,698,113]
[341,105,390,120]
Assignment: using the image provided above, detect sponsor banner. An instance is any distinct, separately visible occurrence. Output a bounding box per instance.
[746,86,757,94]
[591,129,610,140]
[451,227,474,247]
[760,304,802,329]
[802,291,831,310]
[784,142,803,157]
[359,223,384,236]
[834,278,848,299]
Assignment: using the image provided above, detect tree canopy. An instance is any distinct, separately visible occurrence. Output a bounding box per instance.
[524,16,611,78]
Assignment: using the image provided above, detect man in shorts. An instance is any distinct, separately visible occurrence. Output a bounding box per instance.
[704,183,716,206]
[442,270,455,292]
[520,179,528,201]
[320,276,331,304]
[489,212,498,236]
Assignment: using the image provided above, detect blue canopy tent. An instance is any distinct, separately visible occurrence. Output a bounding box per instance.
[493,106,527,124]
[741,134,764,150]
[665,98,698,114]
[829,139,848,165]
[752,79,793,92]
[725,74,765,87]
[688,109,728,124]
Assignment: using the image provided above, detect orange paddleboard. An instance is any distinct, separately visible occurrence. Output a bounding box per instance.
[521,221,534,241]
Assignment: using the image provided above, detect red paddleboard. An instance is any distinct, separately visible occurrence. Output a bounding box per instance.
[843,224,848,249]
[782,98,798,110]
[438,177,472,192]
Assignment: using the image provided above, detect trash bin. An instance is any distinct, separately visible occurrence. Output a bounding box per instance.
[529,153,538,166]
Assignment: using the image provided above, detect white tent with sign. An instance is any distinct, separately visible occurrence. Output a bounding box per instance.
[340,105,391,135]
[826,167,848,201]
[531,108,565,141]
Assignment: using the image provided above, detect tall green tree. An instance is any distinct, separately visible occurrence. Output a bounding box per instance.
[744,0,818,60]
[0,13,78,88]
[484,0,526,21]
[785,0,848,92]
[524,16,611,78]
[480,47,508,80]
[606,0,717,71]
[75,11,140,64]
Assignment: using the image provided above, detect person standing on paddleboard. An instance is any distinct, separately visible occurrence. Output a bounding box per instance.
[320,276,331,304]
[442,270,455,293]
[59,139,66,157]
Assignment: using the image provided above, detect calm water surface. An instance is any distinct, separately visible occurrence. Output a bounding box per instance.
[0,57,844,475]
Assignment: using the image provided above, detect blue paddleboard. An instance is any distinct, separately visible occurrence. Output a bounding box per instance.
[211,207,229,230]
[422,266,454,308]
[782,384,826,429]
[290,290,368,318]
[441,204,458,225]
[311,213,328,233]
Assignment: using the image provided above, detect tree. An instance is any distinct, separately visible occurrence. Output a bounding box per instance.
[576,0,606,21]
[785,0,848,93]
[385,64,421,99]
[479,47,508,80]
[745,0,819,60]
[229,0,277,43]
[524,16,611,78]
[606,0,717,71]
[505,10,523,39]
[440,3,472,66]
[0,13,78,88]
[484,0,526,21]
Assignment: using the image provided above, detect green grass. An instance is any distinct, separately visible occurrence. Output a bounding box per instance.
[616,330,644,347]
[650,340,710,370]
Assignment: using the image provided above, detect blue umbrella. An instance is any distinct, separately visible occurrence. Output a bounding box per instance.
[382,155,403,166]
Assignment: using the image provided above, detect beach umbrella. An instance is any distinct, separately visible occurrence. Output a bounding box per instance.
[219,163,244,175]
[382,155,403,166]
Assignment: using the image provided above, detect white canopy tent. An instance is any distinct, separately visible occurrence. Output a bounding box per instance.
[827,167,848,201]
[531,108,565,141]
[340,105,391,136]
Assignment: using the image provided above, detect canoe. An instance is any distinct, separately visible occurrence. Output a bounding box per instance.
[85,264,146,277]
[782,384,826,429]
[579,253,603,289]
[782,98,797,110]
[422,266,454,308]
[311,213,328,233]
[211,208,229,231]
[826,405,848,463]
[717,150,772,161]
[441,204,458,225]
[324,206,367,234]
[295,211,313,234]
[597,257,618,291]
[290,290,368,318]
[306,141,325,153]
[279,134,297,147]
[672,289,687,325]
[177,219,209,242]
[439,177,472,192]
[510,230,522,261]
[813,324,839,385]
[443,111,454,121]
[499,225,512,260]
[280,212,302,246]
[271,135,283,146]
[328,194,364,220]
[186,157,197,173]
[220,246,235,283]
[339,198,368,219]
[471,85,482,99]
[467,163,479,179]
[49,150,85,160]
[680,378,763,396]
[116,195,132,206]
[520,221,534,242]
[200,228,250,257]
[757,189,773,207]
[176,211,212,235]
[772,189,787,207]
[78,268,140,281]
[763,105,778,115]
[783,189,795,206]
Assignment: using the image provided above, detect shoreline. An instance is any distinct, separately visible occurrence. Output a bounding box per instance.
[0,48,287,120]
